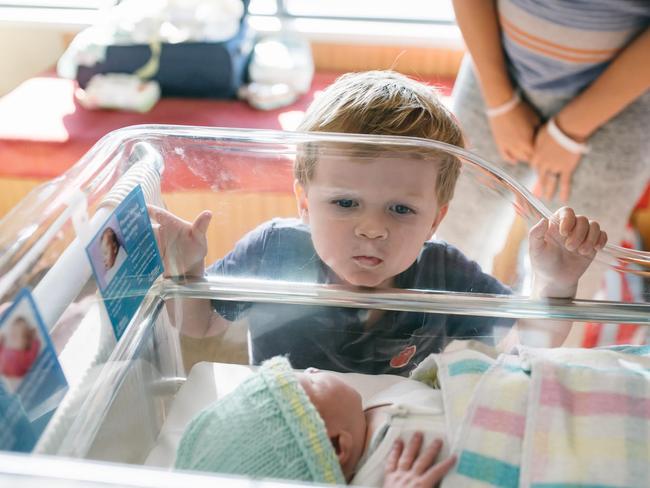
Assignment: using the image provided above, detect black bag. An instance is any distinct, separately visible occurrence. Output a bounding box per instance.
[76,2,253,99]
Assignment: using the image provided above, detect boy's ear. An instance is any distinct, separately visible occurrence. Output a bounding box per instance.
[294,179,309,224]
[430,203,449,234]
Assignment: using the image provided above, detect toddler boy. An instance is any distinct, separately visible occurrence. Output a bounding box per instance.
[151,71,607,375]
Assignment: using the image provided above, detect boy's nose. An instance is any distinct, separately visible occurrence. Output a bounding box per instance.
[354,217,388,240]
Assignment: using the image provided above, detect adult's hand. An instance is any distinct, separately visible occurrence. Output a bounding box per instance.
[530,123,583,202]
[488,100,540,164]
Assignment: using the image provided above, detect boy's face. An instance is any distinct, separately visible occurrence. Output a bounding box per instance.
[295,154,448,288]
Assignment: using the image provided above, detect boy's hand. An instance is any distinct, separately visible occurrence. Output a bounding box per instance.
[383,433,456,488]
[148,205,212,278]
[529,207,607,298]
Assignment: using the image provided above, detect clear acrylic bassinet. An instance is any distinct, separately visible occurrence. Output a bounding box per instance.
[0,125,648,486]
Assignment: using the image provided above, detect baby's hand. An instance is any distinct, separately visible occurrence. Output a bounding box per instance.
[148,205,212,278]
[529,207,607,298]
[383,433,456,488]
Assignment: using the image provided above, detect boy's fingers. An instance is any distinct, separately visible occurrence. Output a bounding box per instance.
[530,217,549,238]
[565,216,589,251]
[151,223,162,251]
[412,438,443,474]
[578,221,601,255]
[385,439,403,473]
[423,454,457,484]
[557,207,576,237]
[398,432,423,471]
[192,210,213,235]
[597,231,608,250]
[147,204,188,227]
[147,204,166,220]
[528,218,548,254]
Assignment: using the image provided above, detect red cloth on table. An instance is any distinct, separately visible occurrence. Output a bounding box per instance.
[0,71,453,192]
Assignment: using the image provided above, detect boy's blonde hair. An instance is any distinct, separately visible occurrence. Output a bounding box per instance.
[295,70,464,205]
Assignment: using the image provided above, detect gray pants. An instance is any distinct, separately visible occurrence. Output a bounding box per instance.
[436,57,650,298]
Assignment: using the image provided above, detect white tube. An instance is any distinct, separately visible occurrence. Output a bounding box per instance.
[32,207,112,330]
[30,142,164,330]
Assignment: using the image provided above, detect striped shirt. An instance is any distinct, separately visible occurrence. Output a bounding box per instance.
[498,0,650,95]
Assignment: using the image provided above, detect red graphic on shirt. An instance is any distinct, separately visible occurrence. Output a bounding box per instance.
[390,344,417,369]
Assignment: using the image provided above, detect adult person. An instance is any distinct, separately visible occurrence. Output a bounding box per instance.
[437,0,650,299]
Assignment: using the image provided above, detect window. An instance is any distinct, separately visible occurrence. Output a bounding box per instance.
[249,0,455,24]
[0,1,111,7]
[248,0,459,47]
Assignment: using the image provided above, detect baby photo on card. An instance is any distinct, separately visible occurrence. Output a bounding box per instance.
[0,289,68,452]
[86,185,164,340]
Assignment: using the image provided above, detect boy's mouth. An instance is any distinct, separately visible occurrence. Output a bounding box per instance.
[353,256,383,268]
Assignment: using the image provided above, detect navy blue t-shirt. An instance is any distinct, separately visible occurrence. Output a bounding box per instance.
[207,218,512,375]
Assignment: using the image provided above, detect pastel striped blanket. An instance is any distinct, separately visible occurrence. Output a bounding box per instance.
[428,344,650,488]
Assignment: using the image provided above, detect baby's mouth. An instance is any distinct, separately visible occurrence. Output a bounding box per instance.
[353,256,383,268]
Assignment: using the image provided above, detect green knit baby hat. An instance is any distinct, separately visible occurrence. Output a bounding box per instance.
[175,356,345,485]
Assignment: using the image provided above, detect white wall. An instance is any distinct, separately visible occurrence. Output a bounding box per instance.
[0,25,67,96]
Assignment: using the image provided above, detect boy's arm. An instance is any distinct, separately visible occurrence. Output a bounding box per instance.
[165,296,229,338]
[149,205,221,337]
[514,207,607,347]
[179,318,249,372]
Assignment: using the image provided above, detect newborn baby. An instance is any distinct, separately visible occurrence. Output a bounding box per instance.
[175,356,454,487]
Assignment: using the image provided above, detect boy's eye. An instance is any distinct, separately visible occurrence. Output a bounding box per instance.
[332,199,357,209]
[391,204,415,215]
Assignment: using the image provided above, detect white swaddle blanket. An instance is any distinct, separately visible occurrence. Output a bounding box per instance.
[438,344,650,488]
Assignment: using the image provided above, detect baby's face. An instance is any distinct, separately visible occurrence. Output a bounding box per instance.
[298,370,366,478]
[101,233,118,270]
[7,319,29,349]
[296,154,447,288]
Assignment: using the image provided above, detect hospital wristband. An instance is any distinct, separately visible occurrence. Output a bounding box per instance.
[547,118,590,155]
[485,90,521,118]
